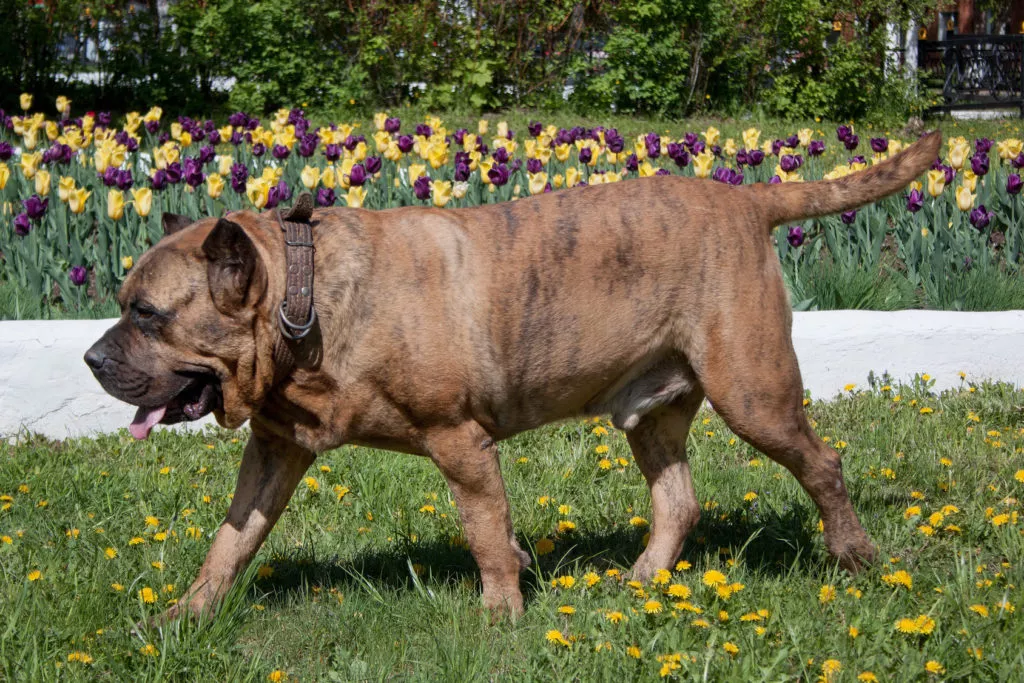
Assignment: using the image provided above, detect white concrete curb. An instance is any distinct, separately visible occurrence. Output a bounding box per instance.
[2,310,1022,440]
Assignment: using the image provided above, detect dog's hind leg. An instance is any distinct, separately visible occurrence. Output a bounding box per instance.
[426,422,530,617]
[692,306,876,572]
[626,391,704,582]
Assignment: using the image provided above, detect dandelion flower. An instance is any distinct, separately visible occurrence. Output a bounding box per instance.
[626,645,642,659]
[536,538,554,555]
[969,604,989,617]
[27,570,41,582]
[545,629,570,647]
[723,642,739,656]
[702,570,727,587]
[925,660,945,675]
[668,584,691,599]
[66,651,93,664]
[675,560,691,571]
[882,570,913,590]
[819,585,836,604]
[558,605,576,614]
[643,600,663,614]
[139,587,157,603]
[857,673,878,683]
[583,571,601,587]
[139,644,159,657]
[606,611,625,623]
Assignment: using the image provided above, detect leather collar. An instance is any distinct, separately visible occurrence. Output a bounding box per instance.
[272,192,321,380]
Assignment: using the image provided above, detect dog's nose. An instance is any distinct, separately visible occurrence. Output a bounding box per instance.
[84,346,106,371]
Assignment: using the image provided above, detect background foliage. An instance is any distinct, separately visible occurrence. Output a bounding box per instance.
[1,0,939,121]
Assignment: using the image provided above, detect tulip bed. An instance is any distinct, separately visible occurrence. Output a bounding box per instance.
[1,99,1024,318]
[1,377,1023,680]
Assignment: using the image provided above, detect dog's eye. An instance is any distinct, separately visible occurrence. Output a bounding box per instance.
[133,303,158,322]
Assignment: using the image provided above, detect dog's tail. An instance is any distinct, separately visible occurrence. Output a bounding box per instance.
[755,130,941,227]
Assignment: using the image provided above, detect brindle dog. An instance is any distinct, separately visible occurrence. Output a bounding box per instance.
[86,131,941,621]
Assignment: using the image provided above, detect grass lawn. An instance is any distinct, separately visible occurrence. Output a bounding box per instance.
[2,377,1023,681]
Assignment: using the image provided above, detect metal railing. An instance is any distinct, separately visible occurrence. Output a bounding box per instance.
[918,34,1024,115]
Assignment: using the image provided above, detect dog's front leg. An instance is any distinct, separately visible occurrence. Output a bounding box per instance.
[427,422,531,618]
[160,430,314,624]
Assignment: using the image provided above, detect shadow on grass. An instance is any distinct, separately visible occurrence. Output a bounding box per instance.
[252,503,822,607]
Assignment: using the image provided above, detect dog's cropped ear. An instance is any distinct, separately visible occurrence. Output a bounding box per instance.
[162,212,193,236]
[202,218,267,312]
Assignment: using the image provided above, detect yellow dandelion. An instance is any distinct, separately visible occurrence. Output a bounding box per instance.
[595,444,609,454]
[970,604,989,617]
[268,671,287,683]
[643,600,663,614]
[138,587,157,603]
[858,673,878,683]
[723,642,739,656]
[66,651,93,664]
[139,643,159,657]
[667,584,691,599]
[626,645,642,659]
[629,516,648,527]
[675,560,691,571]
[104,547,117,559]
[583,571,601,587]
[882,570,913,590]
[925,660,945,675]
[27,570,41,582]
[651,568,671,585]
[702,570,727,587]
[536,538,555,555]
[606,611,625,623]
[819,585,836,604]
[545,629,570,647]
[558,605,576,614]
[144,515,159,527]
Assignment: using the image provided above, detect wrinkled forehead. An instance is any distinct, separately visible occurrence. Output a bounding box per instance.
[117,217,220,309]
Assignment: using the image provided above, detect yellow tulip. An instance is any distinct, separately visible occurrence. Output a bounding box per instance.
[321,166,337,189]
[170,122,183,141]
[723,139,737,157]
[373,131,391,153]
[555,144,571,163]
[496,121,509,139]
[107,189,126,220]
[565,166,582,189]
[374,112,389,131]
[431,180,452,207]
[94,148,112,174]
[143,106,162,123]
[797,128,813,147]
[693,151,714,179]
[955,185,975,211]
[22,127,38,151]
[56,96,71,115]
[69,188,91,214]
[997,138,1023,160]
[890,140,904,155]
[81,114,95,135]
[478,158,494,183]
[408,163,427,184]
[300,165,321,189]
[909,180,922,193]
[427,142,448,169]
[962,169,977,193]
[34,169,51,196]
[638,161,657,177]
[20,93,32,111]
[274,128,295,150]
[926,169,946,197]
[743,128,761,150]
[0,163,9,190]
[384,141,402,162]
[218,125,233,142]
[179,131,192,148]
[528,172,548,195]
[703,127,720,146]
[206,173,225,199]
[124,112,142,134]
[261,166,283,183]
[452,181,469,199]
[477,119,488,136]
[344,186,366,208]
[552,173,564,188]
[58,176,76,202]
[246,178,271,209]
[216,155,232,177]
[130,188,152,217]
[947,142,969,170]
[45,121,59,141]
[19,152,42,180]
[339,158,355,189]
[121,255,134,270]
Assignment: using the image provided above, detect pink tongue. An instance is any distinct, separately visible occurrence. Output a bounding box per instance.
[129,405,167,440]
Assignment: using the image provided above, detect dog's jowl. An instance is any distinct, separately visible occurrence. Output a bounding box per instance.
[86,131,942,622]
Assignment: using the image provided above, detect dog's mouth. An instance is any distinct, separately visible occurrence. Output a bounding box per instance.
[129,373,223,440]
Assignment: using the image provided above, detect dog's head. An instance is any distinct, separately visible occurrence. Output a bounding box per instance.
[85,212,277,438]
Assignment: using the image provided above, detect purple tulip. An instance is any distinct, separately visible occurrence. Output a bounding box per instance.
[14,213,30,236]
[228,112,248,127]
[808,140,825,157]
[785,134,800,149]
[348,164,367,187]
[578,147,592,165]
[625,153,639,172]
[397,135,414,154]
[316,187,336,207]
[526,158,543,174]
[251,143,266,158]
[228,131,242,146]
[943,164,955,185]
[165,162,182,185]
[182,158,205,188]
[297,134,318,158]
[747,150,765,167]
[735,149,748,167]
[101,166,120,187]
[975,138,993,155]
[230,163,248,193]
[116,169,134,191]
[0,141,13,161]
[271,144,289,160]
[413,175,431,200]
[207,129,221,145]
[906,188,924,212]
[683,132,698,150]
[843,134,859,151]
[769,175,782,184]
[605,129,624,154]
[870,137,889,153]
[265,181,291,210]
[488,163,510,187]
[69,266,87,286]
[492,147,509,164]
[453,129,467,146]
[969,205,993,230]
[654,168,670,176]
[1013,152,1024,170]
[145,120,160,135]
[528,121,542,137]
[454,162,471,181]
[246,118,259,131]
[840,210,857,224]
[780,155,800,172]
[415,124,433,138]
[323,144,342,162]
[151,169,169,191]
[343,134,365,152]
[771,140,784,156]
[197,145,216,165]
[970,153,989,176]
[849,155,866,165]
[192,128,206,142]
[691,141,706,155]
[672,149,690,168]
[385,117,401,134]
[23,195,48,220]
[365,156,382,175]
[712,167,732,184]
[836,125,852,142]
[158,132,171,146]
[645,133,661,159]
[1007,173,1023,195]
[711,144,722,157]
[787,226,805,247]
